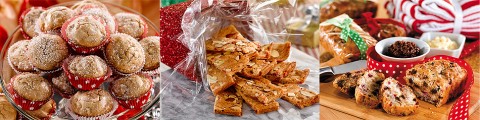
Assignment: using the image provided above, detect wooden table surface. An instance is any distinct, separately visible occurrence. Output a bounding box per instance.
[318,0,480,119]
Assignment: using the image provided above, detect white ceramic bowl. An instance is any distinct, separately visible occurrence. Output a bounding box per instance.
[419,32,466,58]
[375,37,430,63]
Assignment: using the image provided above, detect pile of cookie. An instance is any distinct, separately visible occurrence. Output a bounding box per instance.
[6,0,159,119]
[205,25,319,116]
[333,60,467,116]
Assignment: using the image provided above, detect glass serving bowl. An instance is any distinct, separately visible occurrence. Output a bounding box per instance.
[0,1,161,119]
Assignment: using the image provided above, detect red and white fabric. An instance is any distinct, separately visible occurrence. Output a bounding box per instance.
[385,0,480,39]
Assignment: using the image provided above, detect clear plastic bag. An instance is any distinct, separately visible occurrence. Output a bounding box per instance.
[156,0,320,119]
[318,14,377,67]
[319,0,378,22]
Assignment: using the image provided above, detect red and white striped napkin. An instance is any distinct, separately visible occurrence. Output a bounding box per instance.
[385,0,480,39]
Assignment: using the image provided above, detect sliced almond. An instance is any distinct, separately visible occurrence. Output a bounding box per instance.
[300,90,315,97]
[273,91,278,95]
[287,92,295,97]
[213,60,224,66]
[230,106,241,110]
[225,69,232,72]
[235,56,240,60]
[264,89,271,92]
[247,80,254,85]
[271,50,280,57]
[207,75,217,83]
[247,62,255,67]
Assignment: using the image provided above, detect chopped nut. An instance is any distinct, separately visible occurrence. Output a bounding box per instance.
[273,91,278,95]
[271,50,280,57]
[287,92,295,97]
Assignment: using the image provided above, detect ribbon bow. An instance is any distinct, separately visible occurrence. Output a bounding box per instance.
[327,18,369,59]
[362,12,381,36]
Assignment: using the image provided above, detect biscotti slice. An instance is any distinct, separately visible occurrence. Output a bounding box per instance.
[208,66,235,95]
[212,25,246,40]
[405,60,467,107]
[206,52,251,76]
[214,90,243,116]
[268,42,291,62]
[257,43,273,60]
[205,38,260,54]
[355,70,385,108]
[240,60,277,78]
[380,77,419,116]
[234,76,283,104]
[237,90,279,114]
[278,69,310,84]
[279,84,319,109]
[332,70,365,96]
[265,62,296,81]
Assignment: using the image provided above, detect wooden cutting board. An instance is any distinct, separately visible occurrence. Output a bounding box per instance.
[319,72,480,120]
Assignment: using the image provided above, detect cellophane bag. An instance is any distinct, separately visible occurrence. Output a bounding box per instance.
[155,0,319,119]
[318,14,377,67]
[319,0,378,22]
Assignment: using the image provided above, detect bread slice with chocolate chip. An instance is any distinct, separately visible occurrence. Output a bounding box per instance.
[332,70,365,96]
[355,70,385,108]
[405,60,467,107]
[380,77,419,116]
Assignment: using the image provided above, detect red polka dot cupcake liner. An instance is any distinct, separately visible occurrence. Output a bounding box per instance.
[7,76,52,111]
[16,99,56,120]
[61,15,111,54]
[62,56,113,91]
[366,47,475,120]
[18,7,45,40]
[110,74,153,109]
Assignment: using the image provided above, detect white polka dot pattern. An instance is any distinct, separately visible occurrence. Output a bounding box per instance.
[366,47,476,119]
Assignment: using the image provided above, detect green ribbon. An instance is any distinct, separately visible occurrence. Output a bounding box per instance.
[327,18,368,59]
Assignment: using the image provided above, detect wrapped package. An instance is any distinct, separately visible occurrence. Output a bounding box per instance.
[319,0,378,22]
[156,0,320,119]
[354,12,407,41]
[318,14,377,67]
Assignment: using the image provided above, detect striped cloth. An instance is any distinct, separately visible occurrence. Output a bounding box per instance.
[259,0,320,60]
[385,0,480,39]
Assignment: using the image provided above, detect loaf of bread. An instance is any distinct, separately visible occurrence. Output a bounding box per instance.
[380,77,419,116]
[405,60,467,107]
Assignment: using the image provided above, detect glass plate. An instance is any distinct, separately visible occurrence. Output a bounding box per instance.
[0,1,161,119]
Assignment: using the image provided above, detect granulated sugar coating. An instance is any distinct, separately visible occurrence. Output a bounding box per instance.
[111,74,151,100]
[12,73,52,101]
[8,40,34,72]
[27,34,69,71]
[106,33,145,74]
[70,89,114,117]
[21,7,44,38]
[80,8,116,33]
[65,15,107,47]
[68,55,108,78]
[115,13,146,39]
[36,6,74,33]
[71,0,108,12]
[139,36,160,71]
